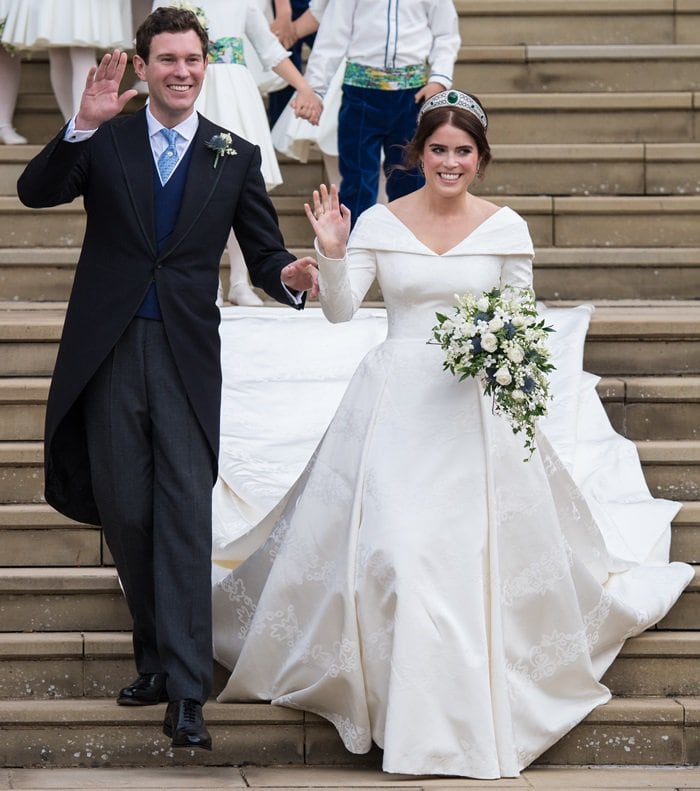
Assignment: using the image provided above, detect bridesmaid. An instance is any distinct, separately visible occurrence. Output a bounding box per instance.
[1,0,132,122]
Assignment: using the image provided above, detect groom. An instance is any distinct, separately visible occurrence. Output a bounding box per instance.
[17,7,318,751]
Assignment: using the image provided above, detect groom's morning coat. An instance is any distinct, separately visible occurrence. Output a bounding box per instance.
[17,109,298,526]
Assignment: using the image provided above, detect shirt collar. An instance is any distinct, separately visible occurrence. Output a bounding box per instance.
[145,104,199,144]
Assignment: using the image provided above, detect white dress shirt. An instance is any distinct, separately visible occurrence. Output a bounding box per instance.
[144,105,199,182]
[304,0,460,97]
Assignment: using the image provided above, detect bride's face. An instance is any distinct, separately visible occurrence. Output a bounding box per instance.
[421,123,480,196]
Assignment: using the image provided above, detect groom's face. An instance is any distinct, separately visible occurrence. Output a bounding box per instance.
[133,30,207,127]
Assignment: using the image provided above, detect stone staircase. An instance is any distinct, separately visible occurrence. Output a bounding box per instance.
[0,0,699,769]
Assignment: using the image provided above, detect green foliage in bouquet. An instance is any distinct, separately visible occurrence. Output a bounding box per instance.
[432,287,556,458]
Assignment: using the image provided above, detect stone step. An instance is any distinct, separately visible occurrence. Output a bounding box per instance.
[477,143,700,198]
[0,695,695,768]
[0,504,100,567]
[0,247,257,303]
[4,436,700,505]
[659,563,700,630]
[0,376,46,441]
[549,195,700,248]
[0,499,695,569]
[2,374,698,442]
[12,92,142,147]
[638,442,700,504]
[534,247,700,301]
[0,196,85,248]
[0,303,62,376]
[673,501,700,563]
[601,376,700,441]
[7,143,700,200]
[280,143,700,199]
[455,44,700,93]
[0,567,130,632]
[0,145,34,196]
[580,303,700,376]
[0,560,695,632]
[0,627,697,701]
[0,147,325,199]
[601,631,700,697]
[475,92,695,144]
[1,302,699,377]
[6,192,700,251]
[455,0,696,46]
[276,194,700,249]
[12,94,63,147]
[3,245,700,302]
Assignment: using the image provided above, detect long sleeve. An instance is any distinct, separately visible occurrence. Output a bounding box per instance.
[316,238,376,323]
[17,128,89,208]
[426,0,461,88]
[499,255,534,293]
[308,0,329,22]
[244,1,291,71]
[304,0,355,97]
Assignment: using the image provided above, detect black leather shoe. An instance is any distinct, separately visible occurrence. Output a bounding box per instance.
[117,673,168,706]
[163,699,212,750]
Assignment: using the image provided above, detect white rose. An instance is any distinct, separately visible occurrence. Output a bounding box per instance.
[512,316,525,328]
[477,297,490,312]
[512,389,525,401]
[481,333,498,353]
[488,317,504,332]
[495,366,512,386]
[507,346,524,363]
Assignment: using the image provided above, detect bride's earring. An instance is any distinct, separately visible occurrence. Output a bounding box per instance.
[419,160,424,174]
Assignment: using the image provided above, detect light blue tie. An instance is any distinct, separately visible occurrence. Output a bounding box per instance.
[157,128,179,183]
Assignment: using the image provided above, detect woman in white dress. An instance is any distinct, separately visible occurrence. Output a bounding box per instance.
[1,0,132,121]
[211,91,693,778]
[153,0,321,306]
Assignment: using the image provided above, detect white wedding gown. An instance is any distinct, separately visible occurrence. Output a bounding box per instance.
[212,204,692,779]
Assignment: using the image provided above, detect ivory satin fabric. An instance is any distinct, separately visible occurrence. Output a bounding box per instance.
[212,204,692,778]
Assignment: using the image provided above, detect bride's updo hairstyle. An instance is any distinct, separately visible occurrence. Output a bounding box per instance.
[405,90,492,178]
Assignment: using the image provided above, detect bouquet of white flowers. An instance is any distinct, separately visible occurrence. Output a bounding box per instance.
[431,286,555,458]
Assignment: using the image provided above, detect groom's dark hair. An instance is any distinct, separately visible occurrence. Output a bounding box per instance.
[135,6,209,63]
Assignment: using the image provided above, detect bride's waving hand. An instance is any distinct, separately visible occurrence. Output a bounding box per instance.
[304,183,351,260]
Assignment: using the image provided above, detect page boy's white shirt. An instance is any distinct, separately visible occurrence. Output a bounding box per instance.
[304,0,460,98]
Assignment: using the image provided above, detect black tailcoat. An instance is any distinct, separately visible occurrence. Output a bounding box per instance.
[18,109,300,525]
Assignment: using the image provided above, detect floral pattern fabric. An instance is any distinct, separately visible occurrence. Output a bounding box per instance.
[343,60,427,90]
[208,36,246,65]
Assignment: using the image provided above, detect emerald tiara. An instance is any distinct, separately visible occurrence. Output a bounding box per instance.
[418,90,488,130]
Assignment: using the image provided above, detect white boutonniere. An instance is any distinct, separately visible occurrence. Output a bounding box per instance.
[206,133,237,169]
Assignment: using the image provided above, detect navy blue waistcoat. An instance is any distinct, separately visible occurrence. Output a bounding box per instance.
[136,142,195,320]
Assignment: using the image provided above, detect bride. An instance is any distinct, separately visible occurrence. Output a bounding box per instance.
[211,90,693,778]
